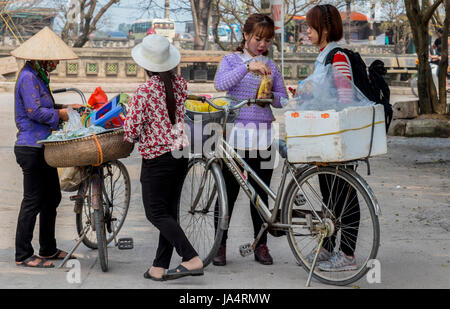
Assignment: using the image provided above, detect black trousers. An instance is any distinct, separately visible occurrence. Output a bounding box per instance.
[218,148,274,246]
[140,152,198,269]
[319,168,360,256]
[14,146,62,262]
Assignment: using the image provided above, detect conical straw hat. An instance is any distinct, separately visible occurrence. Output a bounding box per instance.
[11,27,78,60]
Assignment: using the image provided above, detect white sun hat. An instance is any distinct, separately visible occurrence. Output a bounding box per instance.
[131,34,181,72]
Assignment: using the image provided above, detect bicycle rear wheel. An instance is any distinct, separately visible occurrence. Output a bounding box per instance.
[76,160,131,249]
[282,166,380,286]
[178,157,228,267]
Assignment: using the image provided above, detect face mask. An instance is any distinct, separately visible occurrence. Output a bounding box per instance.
[40,61,58,72]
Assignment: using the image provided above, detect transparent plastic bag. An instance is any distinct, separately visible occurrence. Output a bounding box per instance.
[66,107,84,132]
[282,64,374,112]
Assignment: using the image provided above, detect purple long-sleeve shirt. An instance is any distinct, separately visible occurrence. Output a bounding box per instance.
[214,52,287,126]
[15,63,60,148]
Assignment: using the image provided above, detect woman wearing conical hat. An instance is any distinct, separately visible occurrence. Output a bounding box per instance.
[11,27,80,268]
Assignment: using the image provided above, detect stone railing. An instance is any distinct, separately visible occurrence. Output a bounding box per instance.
[0,45,416,83]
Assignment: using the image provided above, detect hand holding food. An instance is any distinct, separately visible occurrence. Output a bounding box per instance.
[248,61,272,76]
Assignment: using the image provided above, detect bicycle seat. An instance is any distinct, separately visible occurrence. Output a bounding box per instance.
[273,139,287,159]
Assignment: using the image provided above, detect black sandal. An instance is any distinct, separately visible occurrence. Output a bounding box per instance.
[40,249,76,260]
[143,269,165,281]
[162,264,204,281]
[16,255,54,268]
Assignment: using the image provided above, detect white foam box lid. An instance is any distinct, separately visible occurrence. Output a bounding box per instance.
[284,105,387,163]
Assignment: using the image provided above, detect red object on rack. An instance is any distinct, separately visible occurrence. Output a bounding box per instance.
[88,87,108,110]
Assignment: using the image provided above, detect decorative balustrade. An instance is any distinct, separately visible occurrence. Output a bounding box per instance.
[0,43,416,83]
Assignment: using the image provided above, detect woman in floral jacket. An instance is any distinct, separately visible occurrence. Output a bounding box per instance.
[124,34,203,281]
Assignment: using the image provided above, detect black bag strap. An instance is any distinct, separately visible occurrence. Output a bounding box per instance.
[324,47,345,66]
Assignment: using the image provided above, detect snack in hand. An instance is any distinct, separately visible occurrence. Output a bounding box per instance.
[257,74,273,99]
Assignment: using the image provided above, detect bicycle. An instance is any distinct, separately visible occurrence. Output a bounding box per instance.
[51,88,132,272]
[179,95,381,286]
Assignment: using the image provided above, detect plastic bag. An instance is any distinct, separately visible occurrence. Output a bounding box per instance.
[66,107,84,132]
[88,87,108,109]
[58,167,84,192]
[282,64,374,112]
[257,74,273,99]
[45,125,106,141]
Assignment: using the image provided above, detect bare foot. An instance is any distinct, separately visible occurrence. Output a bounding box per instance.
[180,256,203,271]
[148,266,165,279]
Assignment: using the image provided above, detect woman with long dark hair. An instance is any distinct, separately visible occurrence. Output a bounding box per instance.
[124,34,203,281]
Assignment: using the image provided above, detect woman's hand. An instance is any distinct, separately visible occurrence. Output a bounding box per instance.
[248,61,272,76]
[58,109,69,121]
[67,104,84,109]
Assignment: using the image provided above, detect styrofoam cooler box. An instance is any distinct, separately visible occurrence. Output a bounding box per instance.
[285,105,387,163]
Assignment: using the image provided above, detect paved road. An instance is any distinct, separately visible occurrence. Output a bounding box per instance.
[0,92,449,289]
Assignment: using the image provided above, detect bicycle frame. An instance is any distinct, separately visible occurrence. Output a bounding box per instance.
[212,136,327,237]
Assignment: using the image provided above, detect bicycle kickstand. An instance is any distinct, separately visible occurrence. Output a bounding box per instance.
[305,229,327,287]
[57,225,90,269]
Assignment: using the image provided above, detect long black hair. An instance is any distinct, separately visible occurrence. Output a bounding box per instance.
[146,70,176,125]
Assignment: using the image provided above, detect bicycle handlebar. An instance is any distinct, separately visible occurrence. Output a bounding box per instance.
[187,94,272,111]
[52,88,87,106]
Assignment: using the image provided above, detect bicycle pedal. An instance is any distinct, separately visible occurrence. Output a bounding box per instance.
[239,243,253,257]
[118,238,134,250]
[295,194,307,206]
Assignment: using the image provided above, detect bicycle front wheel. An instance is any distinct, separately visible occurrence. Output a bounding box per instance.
[178,157,228,267]
[76,160,131,249]
[91,173,108,272]
[282,166,380,286]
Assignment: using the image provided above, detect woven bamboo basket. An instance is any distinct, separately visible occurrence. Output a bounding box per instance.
[41,129,134,168]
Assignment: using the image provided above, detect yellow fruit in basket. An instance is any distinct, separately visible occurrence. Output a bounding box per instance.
[209,98,229,112]
[186,98,229,113]
[185,100,209,112]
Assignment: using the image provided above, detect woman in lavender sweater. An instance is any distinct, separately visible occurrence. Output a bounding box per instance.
[213,14,287,266]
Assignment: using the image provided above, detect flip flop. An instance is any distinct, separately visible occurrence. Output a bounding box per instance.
[16,255,54,268]
[40,249,76,260]
[162,264,204,281]
[143,269,165,282]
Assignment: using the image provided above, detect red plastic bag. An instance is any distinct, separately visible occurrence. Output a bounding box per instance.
[88,87,108,110]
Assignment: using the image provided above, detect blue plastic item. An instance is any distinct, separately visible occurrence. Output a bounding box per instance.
[90,95,127,129]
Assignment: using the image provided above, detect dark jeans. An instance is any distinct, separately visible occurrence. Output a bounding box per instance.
[14,146,62,262]
[218,148,274,246]
[319,167,360,256]
[140,152,198,269]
